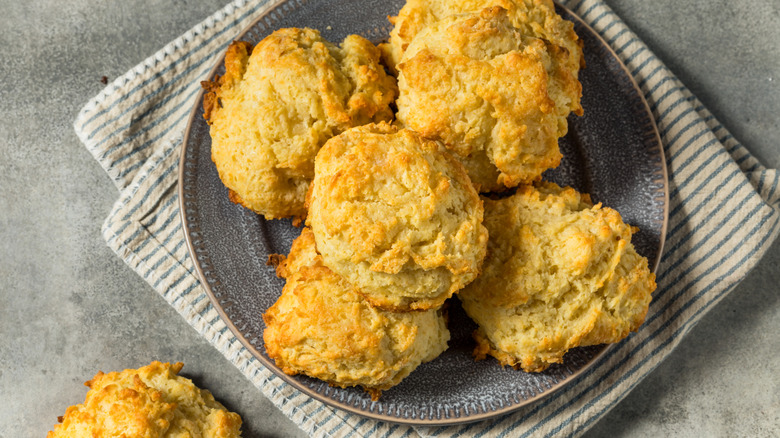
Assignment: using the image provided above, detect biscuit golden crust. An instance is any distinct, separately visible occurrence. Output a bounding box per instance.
[306,123,488,311]
[383,0,583,74]
[203,29,398,219]
[458,183,655,372]
[263,228,450,399]
[395,6,582,191]
[48,361,242,438]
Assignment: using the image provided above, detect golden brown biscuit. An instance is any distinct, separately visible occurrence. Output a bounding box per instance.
[306,122,488,311]
[48,361,242,438]
[263,228,450,400]
[382,0,583,75]
[395,7,582,191]
[203,29,397,219]
[458,182,655,372]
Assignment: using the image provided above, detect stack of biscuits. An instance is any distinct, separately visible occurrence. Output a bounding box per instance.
[203,0,656,399]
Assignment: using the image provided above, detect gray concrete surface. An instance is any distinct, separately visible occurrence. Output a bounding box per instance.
[0,1,777,437]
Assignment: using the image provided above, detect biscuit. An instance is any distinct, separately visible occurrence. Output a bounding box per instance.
[395,6,582,191]
[203,29,397,219]
[458,183,655,372]
[48,361,242,438]
[263,228,450,399]
[382,0,583,75]
[306,122,488,311]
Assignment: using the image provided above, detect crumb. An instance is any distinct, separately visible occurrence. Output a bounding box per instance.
[100,76,108,84]
[267,253,285,267]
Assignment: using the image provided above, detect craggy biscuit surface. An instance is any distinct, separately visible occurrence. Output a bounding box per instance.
[306,123,488,311]
[263,228,450,399]
[382,0,583,75]
[458,183,655,372]
[48,362,242,438]
[203,29,397,219]
[396,7,582,191]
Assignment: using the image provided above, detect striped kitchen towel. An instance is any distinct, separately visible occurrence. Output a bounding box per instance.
[74,0,780,436]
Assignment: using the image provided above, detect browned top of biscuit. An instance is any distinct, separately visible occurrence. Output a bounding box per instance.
[203,29,397,219]
[48,361,242,437]
[396,7,582,191]
[459,182,655,372]
[263,228,450,399]
[382,0,583,74]
[306,122,488,311]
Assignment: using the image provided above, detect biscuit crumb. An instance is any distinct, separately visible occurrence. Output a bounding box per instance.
[267,253,285,268]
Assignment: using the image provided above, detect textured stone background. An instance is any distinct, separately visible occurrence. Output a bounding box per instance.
[0,1,777,437]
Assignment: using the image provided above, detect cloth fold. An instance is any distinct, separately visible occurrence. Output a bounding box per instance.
[75,0,780,436]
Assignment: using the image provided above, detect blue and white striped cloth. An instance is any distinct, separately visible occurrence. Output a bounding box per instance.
[75,0,780,436]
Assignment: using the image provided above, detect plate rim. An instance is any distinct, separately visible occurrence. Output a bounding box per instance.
[178,0,668,426]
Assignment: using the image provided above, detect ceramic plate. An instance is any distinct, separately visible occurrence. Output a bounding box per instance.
[179,0,668,425]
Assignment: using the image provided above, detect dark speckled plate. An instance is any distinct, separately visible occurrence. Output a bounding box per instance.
[179,0,668,426]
